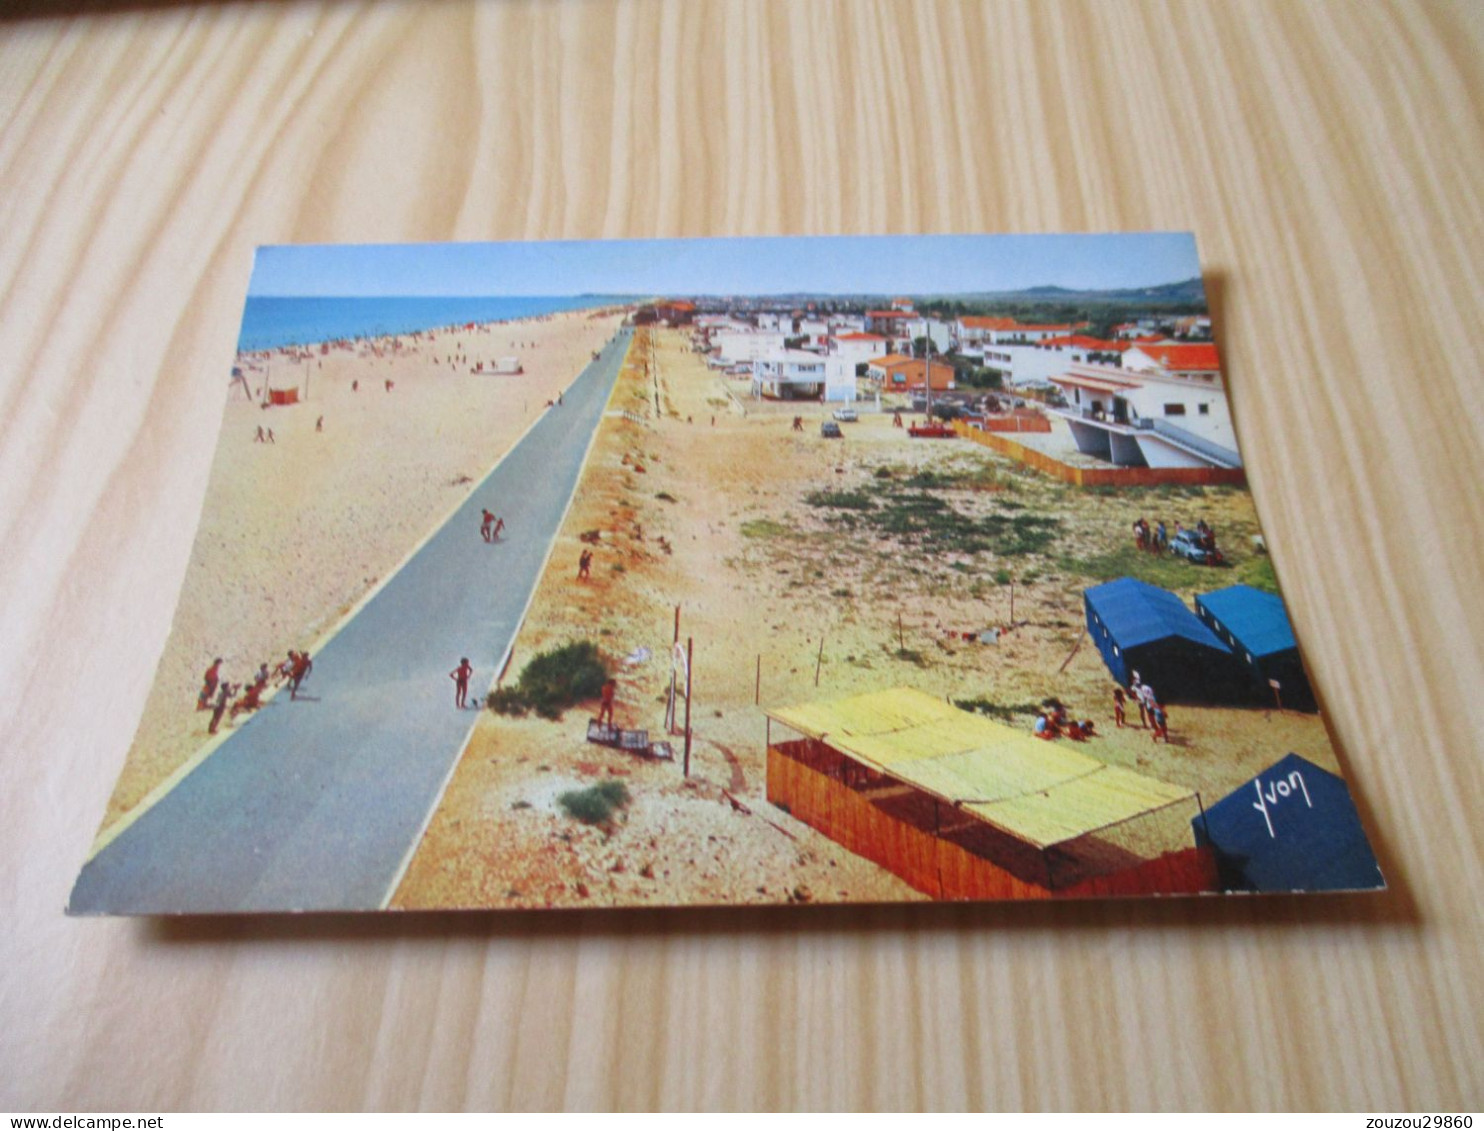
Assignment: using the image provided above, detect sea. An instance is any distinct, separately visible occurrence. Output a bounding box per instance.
[236,295,626,352]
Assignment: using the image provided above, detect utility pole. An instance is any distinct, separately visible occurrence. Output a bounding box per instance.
[683,636,694,778]
[667,605,681,733]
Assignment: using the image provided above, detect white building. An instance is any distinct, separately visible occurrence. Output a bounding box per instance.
[983,321,1086,345]
[1047,360,1240,469]
[955,316,1018,346]
[714,330,790,364]
[828,314,868,335]
[905,317,953,354]
[797,317,831,347]
[751,350,857,402]
[829,332,890,369]
[979,342,1120,388]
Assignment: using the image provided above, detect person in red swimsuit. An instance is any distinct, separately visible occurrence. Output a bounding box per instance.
[289,651,313,700]
[198,658,223,710]
[450,658,473,709]
[597,678,617,727]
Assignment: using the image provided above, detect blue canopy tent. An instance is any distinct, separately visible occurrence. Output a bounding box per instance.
[1083,578,1239,702]
[1196,584,1317,710]
[1192,752,1384,892]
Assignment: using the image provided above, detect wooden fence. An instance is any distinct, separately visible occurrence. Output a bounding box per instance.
[951,421,1248,488]
[767,740,1218,901]
[973,412,1052,434]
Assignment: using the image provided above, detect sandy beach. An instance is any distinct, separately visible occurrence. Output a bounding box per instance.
[100,316,1341,907]
[95,306,624,834]
[393,327,1341,910]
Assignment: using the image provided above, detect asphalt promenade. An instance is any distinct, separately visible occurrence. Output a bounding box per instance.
[69,328,632,913]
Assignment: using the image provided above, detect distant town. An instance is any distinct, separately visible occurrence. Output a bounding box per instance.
[636,293,1234,477]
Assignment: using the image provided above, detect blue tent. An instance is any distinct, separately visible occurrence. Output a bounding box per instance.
[1193,752,1384,892]
[1083,578,1238,702]
[1196,584,1316,710]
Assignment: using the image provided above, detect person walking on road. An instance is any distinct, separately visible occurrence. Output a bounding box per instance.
[480,509,495,543]
[289,650,313,700]
[450,658,473,709]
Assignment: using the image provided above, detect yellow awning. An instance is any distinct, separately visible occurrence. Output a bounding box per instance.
[766,687,1193,849]
[965,764,1194,850]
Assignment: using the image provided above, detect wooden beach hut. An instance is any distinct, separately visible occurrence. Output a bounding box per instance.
[764,687,1216,900]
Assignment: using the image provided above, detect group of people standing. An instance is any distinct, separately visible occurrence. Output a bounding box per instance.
[197,650,314,735]
[1112,672,1171,742]
[1132,517,1167,554]
[1133,516,1219,556]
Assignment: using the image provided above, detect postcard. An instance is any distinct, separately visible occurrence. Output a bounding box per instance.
[69,234,1383,913]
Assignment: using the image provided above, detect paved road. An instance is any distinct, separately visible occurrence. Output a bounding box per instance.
[70,328,633,913]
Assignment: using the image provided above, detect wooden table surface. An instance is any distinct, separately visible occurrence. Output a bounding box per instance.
[2,0,1481,1112]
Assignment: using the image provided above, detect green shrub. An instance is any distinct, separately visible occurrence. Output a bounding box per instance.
[740,518,792,539]
[488,640,609,720]
[558,780,631,825]
[804,488,876,511]
[486,686,529,716]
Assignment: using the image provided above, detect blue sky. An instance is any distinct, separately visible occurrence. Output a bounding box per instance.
[248,233,1202,298]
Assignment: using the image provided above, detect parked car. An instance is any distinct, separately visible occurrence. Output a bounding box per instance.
[1170,529,1225,565]
[907,420,955,439]
[821,420,843,438]
[832,407,858,422]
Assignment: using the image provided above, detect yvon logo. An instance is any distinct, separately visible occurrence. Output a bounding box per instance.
[1252,768,1313,838]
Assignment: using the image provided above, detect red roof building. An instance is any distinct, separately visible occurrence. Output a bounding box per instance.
[1125,343,1221,374]
[1040,335,1128,352]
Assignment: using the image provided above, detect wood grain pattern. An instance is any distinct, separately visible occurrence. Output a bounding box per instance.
[2,0,1481,1110]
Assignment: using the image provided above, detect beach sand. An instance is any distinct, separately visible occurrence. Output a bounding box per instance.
[95,306,625,835]
[393,326,1342,910]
